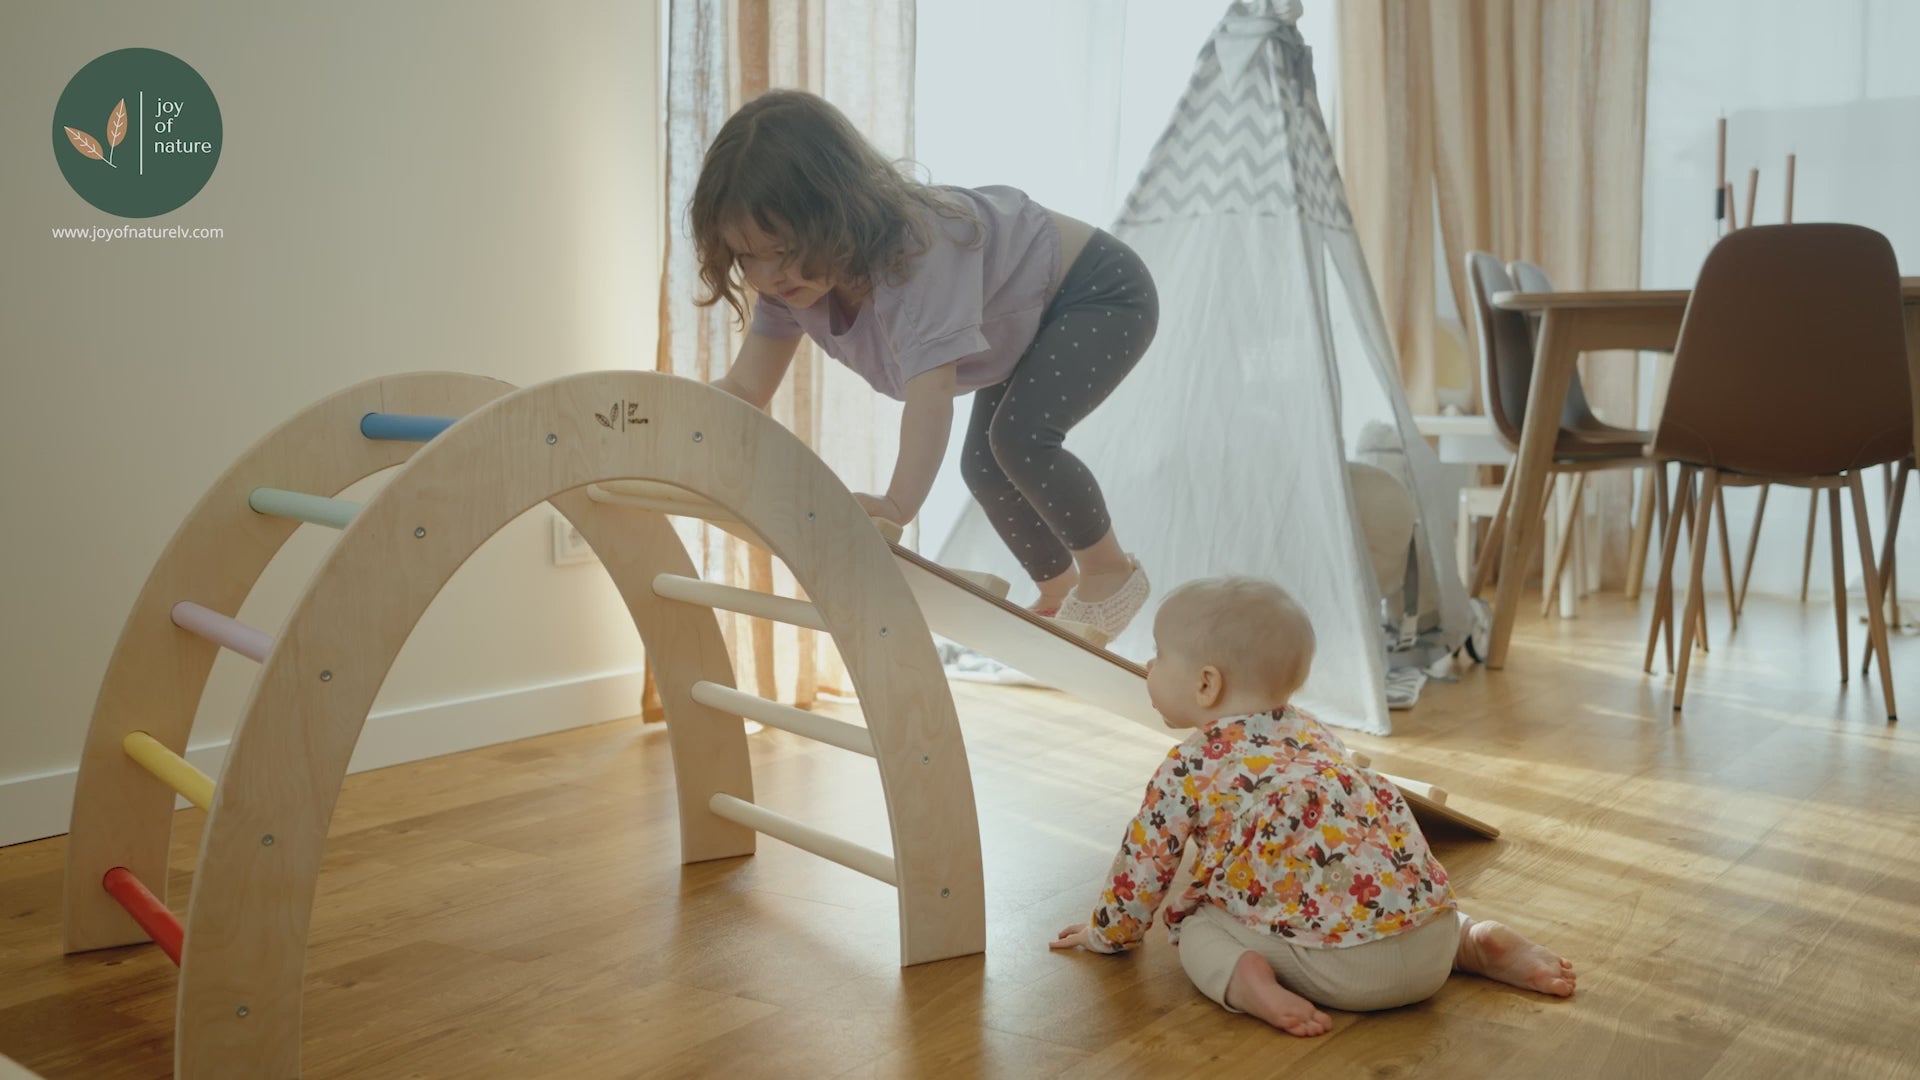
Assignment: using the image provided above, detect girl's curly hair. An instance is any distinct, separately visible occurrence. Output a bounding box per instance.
[690,89,978,326]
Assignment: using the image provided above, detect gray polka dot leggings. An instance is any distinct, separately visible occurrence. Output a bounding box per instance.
[963,230,1159,582]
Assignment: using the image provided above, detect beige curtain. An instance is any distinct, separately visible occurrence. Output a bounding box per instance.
[1338,0,1650,583]
[656,0,912,708]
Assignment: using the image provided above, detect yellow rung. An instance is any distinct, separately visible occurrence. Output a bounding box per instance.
[122,731,214,811]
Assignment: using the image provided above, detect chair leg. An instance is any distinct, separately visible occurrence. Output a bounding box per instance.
[1736,483,1770,616]
[1828,487,1848,682]
[1800,489,1820,602]
[1865,461,1909,678]
[1470,466,1516,600]
[1715,486,1738,630]
[1884,462,1907,627]
[1543,474,1587,617]
[1647,465,1693,674]
[1848,473,1897,720]
[1675,469,1721,711]
[1680,476,1710,654]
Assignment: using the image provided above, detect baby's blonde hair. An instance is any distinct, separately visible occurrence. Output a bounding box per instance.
[1154,577,1316,703]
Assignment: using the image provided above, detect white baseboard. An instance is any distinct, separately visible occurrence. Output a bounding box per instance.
[0,668,648,849]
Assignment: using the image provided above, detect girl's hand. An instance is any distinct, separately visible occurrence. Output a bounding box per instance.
[1049,924,1097,951]
[854,493,906,524]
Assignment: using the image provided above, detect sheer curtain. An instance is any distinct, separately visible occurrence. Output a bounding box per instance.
[656,0,912,707]
[1337,0,1651,585]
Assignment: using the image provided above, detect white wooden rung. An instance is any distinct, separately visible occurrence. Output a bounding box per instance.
[1380,772,1448,806]
[651,573,829,632]
[587,480,737,522]
[590,481,904,544]
[707,794,897,886]
[691,681,874,756]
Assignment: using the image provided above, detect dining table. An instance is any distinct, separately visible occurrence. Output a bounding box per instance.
[1478,277,1920,669]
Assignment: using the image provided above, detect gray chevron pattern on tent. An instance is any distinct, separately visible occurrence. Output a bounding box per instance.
[1117,6,1352,232]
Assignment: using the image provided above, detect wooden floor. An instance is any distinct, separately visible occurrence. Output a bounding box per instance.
[3,592,1918,1078]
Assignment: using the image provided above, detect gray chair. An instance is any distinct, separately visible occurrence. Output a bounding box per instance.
[1464,253,1658,616]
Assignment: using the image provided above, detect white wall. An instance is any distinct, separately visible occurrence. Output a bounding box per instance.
[1641,0,1920,603]
[0,1,662,843]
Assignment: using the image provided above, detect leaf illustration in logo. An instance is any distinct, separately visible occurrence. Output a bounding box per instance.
[64,126,108,162]
[107,99,128,149]
[595,411,614,429]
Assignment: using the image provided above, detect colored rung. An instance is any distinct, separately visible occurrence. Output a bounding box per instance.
[691,681,875,756]
[248,487,361,529]
[122,732,215,811]
[360,411,458,442]
[708,794,897,885]
[170,601,273,662]
[101,867,184,965]
[652,573,830,631]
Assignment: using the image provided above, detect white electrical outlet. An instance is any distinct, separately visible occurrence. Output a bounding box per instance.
[551,512,598,566]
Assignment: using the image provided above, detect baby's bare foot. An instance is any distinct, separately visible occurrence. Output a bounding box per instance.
[1455,918,1576,997]
[1225,951,1334,1037]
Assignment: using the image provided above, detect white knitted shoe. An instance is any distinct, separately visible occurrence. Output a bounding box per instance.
[1054,558,1150,641]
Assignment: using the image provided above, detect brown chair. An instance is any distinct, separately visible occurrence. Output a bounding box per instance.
[1646,224,1910,719]
[1464,252,1658,616]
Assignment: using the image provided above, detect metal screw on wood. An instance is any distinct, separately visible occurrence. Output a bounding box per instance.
[235,1005,250,1018]
[546,433,557,445]
[260,835,274,847]
[319,670,332,682]
[879,627,889,637]
[692,432,704,443]
[413,527,426,538]
[940,888,951,898]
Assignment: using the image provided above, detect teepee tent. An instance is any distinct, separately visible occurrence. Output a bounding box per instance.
[936,0,1471,735]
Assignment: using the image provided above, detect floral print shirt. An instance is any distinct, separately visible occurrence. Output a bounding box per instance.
[1088,706,1456,952]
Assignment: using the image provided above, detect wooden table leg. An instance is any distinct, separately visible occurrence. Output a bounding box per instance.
[1487,310,1581,668]
[1625,467,1658,600]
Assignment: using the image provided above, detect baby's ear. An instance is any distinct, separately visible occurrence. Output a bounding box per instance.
[1195,664,1225,706]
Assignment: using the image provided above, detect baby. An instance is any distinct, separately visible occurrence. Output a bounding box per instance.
[1050,577,1575,1036]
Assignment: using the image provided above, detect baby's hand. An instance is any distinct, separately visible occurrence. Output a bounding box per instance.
[1049,923,1097,951]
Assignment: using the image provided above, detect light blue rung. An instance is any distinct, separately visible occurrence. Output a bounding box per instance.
[248,488,361,529]
[360,412,458,442]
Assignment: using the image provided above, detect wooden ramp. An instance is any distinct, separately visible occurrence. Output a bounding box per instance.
[889,548,1499,840]
[590,480,1500,841]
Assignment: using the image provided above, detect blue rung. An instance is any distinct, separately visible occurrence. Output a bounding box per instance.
[360,412,458,442]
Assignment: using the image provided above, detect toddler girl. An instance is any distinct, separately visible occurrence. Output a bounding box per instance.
[690,89,1156,637]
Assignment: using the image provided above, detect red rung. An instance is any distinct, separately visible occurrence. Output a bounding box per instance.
[102,867,183,965]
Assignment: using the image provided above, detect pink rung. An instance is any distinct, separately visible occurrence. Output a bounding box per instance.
[170,601,274,662]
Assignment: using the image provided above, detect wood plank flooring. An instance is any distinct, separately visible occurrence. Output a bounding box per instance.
[1,593,1916,1078]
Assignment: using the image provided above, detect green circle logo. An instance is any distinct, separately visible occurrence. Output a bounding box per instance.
[52,48,222,218]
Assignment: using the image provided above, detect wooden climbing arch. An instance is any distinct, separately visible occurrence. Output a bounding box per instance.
[63,370,984,1077]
